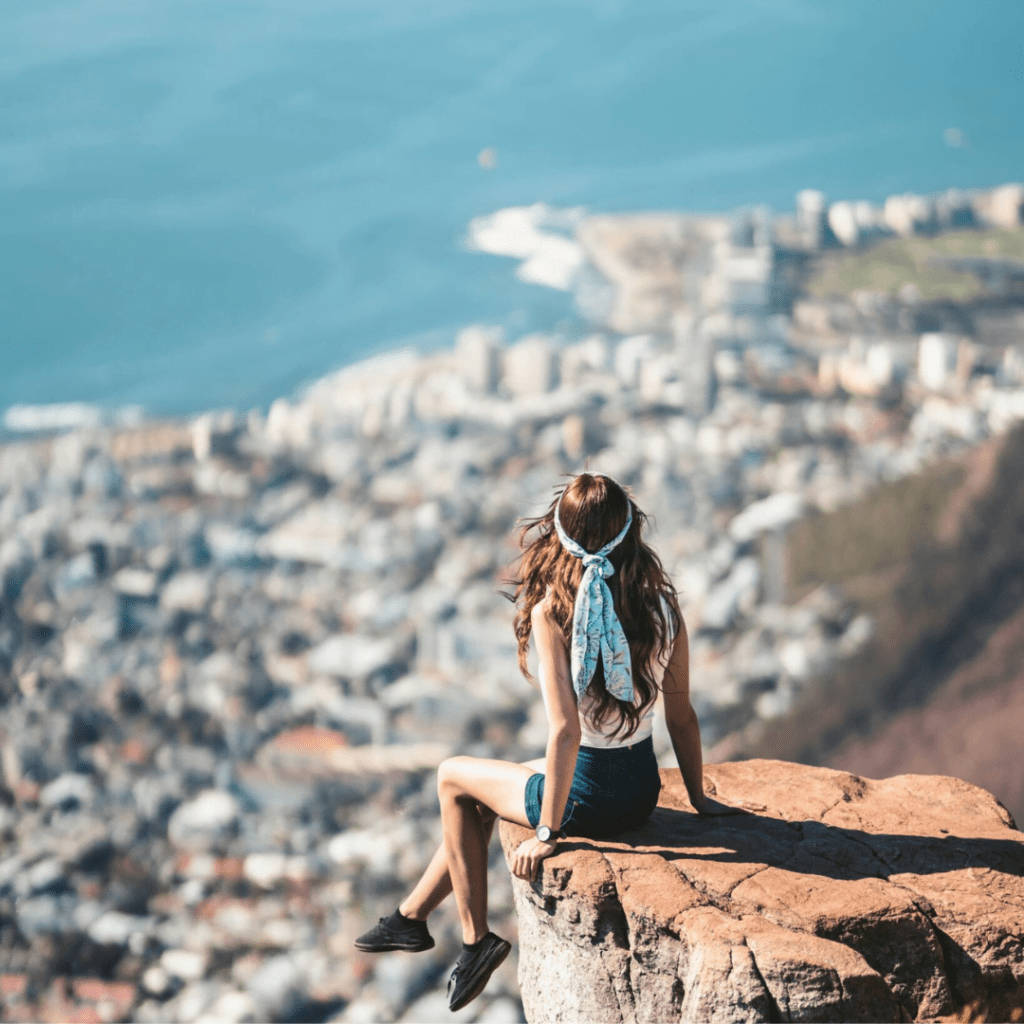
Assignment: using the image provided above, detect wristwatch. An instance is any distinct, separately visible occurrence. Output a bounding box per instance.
[535,825,565,843]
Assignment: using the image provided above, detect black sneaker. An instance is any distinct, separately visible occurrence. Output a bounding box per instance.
[354,909,435,953]
[447,932,512,1012]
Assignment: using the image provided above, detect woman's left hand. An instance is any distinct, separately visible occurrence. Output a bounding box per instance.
[512,837,558,881]
[693,795,750,815]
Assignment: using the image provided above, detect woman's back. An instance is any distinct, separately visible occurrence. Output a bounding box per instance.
[537,593,676,749]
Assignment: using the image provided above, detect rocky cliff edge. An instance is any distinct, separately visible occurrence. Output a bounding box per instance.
[499,760,1024,1023]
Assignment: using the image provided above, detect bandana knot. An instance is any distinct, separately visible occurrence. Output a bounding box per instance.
[581,552,615,578]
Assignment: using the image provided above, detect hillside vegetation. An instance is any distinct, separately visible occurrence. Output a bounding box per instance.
[787,459,966,601]
[806,226,1024,302]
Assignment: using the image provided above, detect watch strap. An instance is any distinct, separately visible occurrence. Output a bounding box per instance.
[536,825,566,842]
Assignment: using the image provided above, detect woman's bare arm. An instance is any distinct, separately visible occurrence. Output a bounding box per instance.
[532,601,581,833]
[661,615,740,815]
[510,602,581,882]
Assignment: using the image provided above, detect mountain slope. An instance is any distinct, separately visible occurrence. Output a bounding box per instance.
[742,422,1024,822]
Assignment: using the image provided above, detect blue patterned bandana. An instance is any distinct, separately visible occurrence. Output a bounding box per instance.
[553,484,634,702]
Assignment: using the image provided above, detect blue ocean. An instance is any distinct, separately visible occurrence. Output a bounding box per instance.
[2,0,1023,417]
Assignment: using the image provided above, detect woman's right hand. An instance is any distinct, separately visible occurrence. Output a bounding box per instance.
[511,837,558,881]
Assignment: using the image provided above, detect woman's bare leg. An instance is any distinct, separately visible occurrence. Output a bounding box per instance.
[443,787,492,944]
[397,756,540,943]
[399,806,495,921]
[399,757,546,924]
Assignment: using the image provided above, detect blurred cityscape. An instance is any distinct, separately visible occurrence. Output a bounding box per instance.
[2,180,1024,1022]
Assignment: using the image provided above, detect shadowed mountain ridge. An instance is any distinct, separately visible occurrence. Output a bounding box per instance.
[740,420,1024,823]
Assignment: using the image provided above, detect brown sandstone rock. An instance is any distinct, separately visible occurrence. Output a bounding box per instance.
[499,760,1024,1023]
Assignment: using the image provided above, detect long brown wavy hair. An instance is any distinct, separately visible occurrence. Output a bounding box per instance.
[508,473,683,742]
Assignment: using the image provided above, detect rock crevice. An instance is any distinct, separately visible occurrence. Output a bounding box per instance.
[500,760,1024,1023]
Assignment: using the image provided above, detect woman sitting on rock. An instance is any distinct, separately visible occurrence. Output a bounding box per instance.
[355,472,738,1012]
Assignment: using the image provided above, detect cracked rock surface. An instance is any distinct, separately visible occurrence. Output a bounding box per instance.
[499,760,1024,1023]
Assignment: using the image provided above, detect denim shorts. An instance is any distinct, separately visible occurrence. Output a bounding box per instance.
[524,735,662,840]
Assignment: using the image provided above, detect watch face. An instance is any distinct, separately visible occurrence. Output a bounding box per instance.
[537,825,552,842]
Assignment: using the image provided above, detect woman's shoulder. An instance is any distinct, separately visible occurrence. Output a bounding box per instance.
[658,591,680,636]
[531,589,558,626]
[531,597,566,652]
[635,590,678,633]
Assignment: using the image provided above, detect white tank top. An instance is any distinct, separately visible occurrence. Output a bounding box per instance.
[537,595,677,749]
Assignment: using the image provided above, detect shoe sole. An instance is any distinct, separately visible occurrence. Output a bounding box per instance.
[449,939,511,1012]
[354,936,435,953]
